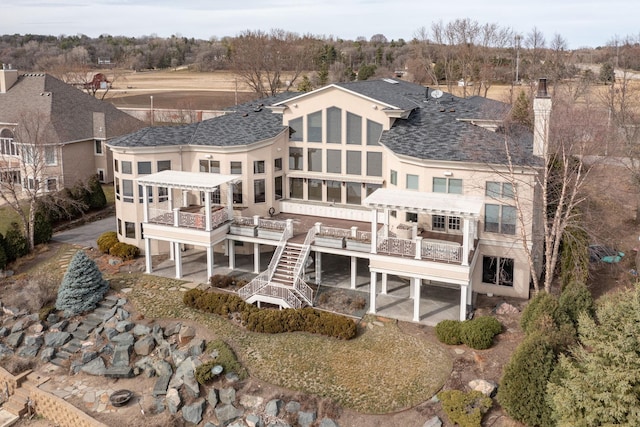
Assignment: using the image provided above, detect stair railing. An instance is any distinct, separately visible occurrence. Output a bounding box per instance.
[291,227,316,305]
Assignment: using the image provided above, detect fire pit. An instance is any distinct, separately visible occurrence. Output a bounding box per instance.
[109,389,133,407]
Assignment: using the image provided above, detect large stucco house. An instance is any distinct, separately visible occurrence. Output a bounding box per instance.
[0,66,143,192]
[109,78,551,324]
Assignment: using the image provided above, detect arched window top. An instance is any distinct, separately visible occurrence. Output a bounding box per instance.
[0,129,14,139]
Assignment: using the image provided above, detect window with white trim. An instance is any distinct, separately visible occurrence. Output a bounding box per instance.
[122,179,133,203]
[485,204,516,234]
[97,169,105,183]
[486,181,514,199]
[482,256,514,287]
[406,174,419,190]
[433,177,462,194]
[94,140,103,155]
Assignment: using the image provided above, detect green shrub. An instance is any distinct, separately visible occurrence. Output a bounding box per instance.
[195,360,220,385]
[4,222,28,262]
[88,174,107,209]
[38,305,56,322]
[97,231,119,254]
[497,333,557,426]
[205,339,247,379]
[435,320,463,345]
[558,281,594,326]
[109,242,139,260]
[521,292,569,335]
[33,207,53,245]
[438,389,492,427]
[460,316,502,350]
[183,289,357,339]
[0,233,7,270]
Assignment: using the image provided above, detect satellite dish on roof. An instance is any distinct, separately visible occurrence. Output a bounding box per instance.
[431,89,443,99]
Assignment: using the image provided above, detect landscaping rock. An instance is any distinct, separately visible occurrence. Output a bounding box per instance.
[265,399,283,417]
[81,356,106,376]
[10,319,25,333]
[178,325,195,345]
[423,416,443,427]
[153,374,171,397]
[110,332,134,346]
[0,344,13,358]
[166,388,181,414]
[80,350,98,364]
[0,327,9,337]
[111,344,132,367]
[298,411,317,427]
[17,345,39,358]
[28,323,44,334]
[219,387,236,405]
[115,320,134,333]
[182,398,206,425]
[24,334,44,347]
[116,307,130,320]
[46,313,59,323]
[285,401,301,413]
[319,419,340,427]
[239,394,263,410]
[246,414,264,427]
[40,347,54,362]
[469,379,498,397]
[132,324,151,336]
[214,404,241,425]
[6,331,24,348]
[103,327,118,340]
[152,359,173,377]
[171,349,187,367]
[134,335,155,356]
[189,338,205,356]
[49,320,68,332]
[104,366,133,378]
[225,372,240,383]
[207,388,218,408]
[164,322,181,337]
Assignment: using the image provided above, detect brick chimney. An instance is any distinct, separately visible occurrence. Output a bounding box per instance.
[533,78,552,158]
[0,64,18,93]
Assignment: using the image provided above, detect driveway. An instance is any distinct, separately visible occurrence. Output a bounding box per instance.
[52,216,116,249]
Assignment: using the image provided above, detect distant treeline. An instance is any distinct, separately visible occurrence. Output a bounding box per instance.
[1,20,638,95]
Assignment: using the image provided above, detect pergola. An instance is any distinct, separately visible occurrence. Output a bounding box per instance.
[364,188,484,321]
[137,170,240,279]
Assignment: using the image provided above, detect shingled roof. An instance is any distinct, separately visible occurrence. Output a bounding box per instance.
[109,79,535,166]
[109,92,298,148]
[0,73,143,143]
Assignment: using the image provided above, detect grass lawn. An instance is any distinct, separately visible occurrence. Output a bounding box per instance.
[113,273,453,414]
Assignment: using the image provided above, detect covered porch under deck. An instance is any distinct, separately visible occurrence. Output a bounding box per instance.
[150,248,461,326]
[137,170,240,280]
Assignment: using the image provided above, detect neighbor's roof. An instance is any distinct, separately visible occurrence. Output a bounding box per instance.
[364,188,485,218]
[0,73,144,143]
[109,92,298,148]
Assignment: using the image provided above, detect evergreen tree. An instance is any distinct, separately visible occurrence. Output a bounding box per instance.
[55,250,109,316]
[88,174,107,209]
[297,75,313,92]
[33,207,53,245]
[548,286,640,426]
[510,90,533,130]
[599,62,615,85]
[4,222,28,262]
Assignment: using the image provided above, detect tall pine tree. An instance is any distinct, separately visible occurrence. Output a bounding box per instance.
[55,250,109,316]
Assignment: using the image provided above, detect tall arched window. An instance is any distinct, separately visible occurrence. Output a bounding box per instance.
[0,129,16,156]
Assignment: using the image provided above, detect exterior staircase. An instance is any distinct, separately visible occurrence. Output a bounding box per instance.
[2,371,44,419]
[239,228,315,309]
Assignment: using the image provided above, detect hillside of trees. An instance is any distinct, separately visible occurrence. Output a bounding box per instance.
[2,19,640,96]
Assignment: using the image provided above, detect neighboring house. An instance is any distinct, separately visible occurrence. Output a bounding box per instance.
[0,66,143,193]
[109,78,551,324]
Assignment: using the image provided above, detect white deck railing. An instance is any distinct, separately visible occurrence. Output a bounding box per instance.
[421,241,463,263]
[316,225,351,238]
[377,237,416,257]
[233,216,255,226]
[258,218,287,231]
[148,207,228,230]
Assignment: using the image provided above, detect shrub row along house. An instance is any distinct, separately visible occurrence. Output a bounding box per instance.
[109,78,550,324]
[0,65,143,193]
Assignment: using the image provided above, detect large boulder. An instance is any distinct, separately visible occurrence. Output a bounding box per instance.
[469,379,498,397]
[134,335,155,356]
[182,398,206,425]
[44,331,70,347]
[166,388,181,414]
[81,356,106,376]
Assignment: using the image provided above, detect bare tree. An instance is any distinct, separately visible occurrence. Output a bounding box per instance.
[230,29,318,97]
[0,111,88,251]
[502,86,605,292]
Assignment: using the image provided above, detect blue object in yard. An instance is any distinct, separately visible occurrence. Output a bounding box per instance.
[589,245,624,264]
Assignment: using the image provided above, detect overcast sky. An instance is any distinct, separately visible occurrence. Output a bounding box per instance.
[3,0,637,49]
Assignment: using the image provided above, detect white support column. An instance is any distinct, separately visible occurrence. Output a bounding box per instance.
[368,271,377,314]
[414,237,422,260]
[460,284,468,321]
[173,208,180,227]
[182,190,188,207]
[206,245,214,279]
[168,186,173,210]
[227,182,234,219]
[350,256,357,289]
[381,273,388,294]
[144,239,152,273]
[228,240,235,269]
[175,242,183,279]
[169,240,175,260]
[383,208,390,238]
[462,218,470,266]
[370,209,378,254]
[253,243,260,273]
[142,186,149,223]
[205,191,212,231]
[315,252,322,285]
[413,277,421,322]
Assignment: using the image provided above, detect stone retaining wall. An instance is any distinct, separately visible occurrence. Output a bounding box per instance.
[30,386,108,427]
[0,367,106,427]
